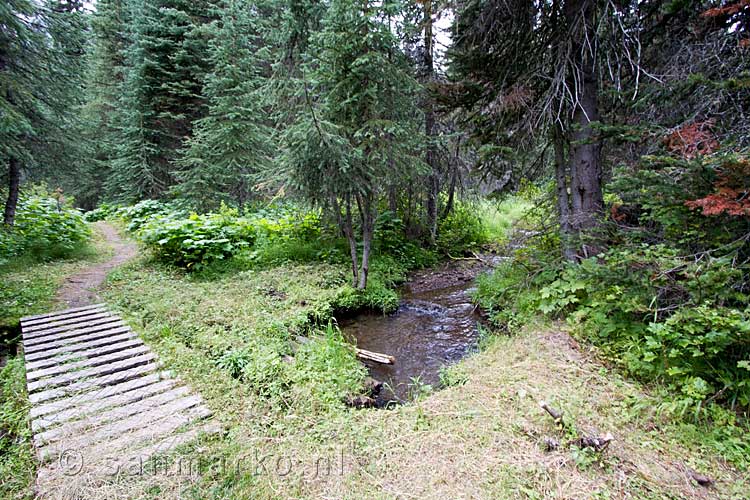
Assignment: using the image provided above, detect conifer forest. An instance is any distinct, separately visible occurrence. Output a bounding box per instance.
[1,1,750,498]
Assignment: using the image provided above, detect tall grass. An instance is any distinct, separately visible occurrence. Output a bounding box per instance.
[476,196,533,243]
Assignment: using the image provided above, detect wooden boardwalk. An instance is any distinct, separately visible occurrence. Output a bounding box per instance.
[21,303,218,495]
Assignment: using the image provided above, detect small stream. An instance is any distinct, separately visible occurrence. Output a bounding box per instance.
[341,259,492,403]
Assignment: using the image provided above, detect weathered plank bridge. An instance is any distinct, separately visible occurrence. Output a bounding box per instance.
[21,303,217,495]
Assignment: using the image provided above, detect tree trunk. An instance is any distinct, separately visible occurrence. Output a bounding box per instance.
[4,158,21,226]
[553,124,576,261]
[355,192,374,290]
[344,195,361,287]
[442,138,460,218]
[565,0,603,257]
[332,193,359,287]
[388,185,398,214]
[423,0,439,244]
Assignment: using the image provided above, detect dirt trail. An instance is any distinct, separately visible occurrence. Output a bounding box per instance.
[55,222,138,308]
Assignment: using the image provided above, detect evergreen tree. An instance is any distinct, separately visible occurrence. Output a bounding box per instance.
[108,0,216,201]
[283,0,423,288]
[78,0,130,208]
[174,0,272,211]
[1,0,88,223]
[449,0,610,259]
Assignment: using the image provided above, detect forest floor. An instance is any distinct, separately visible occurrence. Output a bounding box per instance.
[2,225,748,499]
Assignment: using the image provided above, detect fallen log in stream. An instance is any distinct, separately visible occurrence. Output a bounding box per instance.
[293,335,395,365]
[356,348,395,365]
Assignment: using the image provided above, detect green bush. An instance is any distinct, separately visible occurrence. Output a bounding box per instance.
[249,205,322,244]
[546,248,750,412]
[477,243,750,413]
[138,207,255,269]
[116,199,187,232]
[437,203,488,256]
[374,211,437,269]
[83,202,122,222]
[0,196,90,264]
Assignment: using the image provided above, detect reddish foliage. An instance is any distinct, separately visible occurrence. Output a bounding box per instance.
[610,203,626,222]
[663,120,720,159]
[686,158,750,217]
[701,0,750,18]
[740,38,750,49]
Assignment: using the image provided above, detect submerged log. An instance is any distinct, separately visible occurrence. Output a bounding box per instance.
[356,348,395,365]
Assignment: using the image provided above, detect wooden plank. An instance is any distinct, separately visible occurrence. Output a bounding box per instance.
[32,378,179,432]
[21,303,106,323]
[27,344,150,382]
[22,304,217,492]
[30,372,173,420]
[23,321,128,352]
[29,362,159,405]
[35,421,221,486]
[22,310,115,339]
[24,324,130,359]
[356,348,395,365]
[25,335,141,372]
[27,353,157,393]
[129,421,222,461]
[35,386,193,445]
[92,405,213,457]
[23,311,114,336]
[21,306,108,328]
[38,395,207,461]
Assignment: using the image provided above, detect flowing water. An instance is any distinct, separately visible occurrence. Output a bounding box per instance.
[341,260,489,403]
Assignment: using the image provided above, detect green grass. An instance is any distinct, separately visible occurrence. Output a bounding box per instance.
[477,196,534,243]
[101,255,388,415]
[0,356,34,500]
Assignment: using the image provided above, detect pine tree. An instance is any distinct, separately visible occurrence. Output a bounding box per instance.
[109,0,216,201]
[282,0,423,288]
[174,0,272,211]
[78,0,130,208]
[450,0,608,259]
[1,0,88,223]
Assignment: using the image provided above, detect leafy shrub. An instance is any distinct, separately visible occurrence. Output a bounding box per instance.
[478,243,750,413]
[246,207,339,265]
[0,196,90,264]
[374,211,437,269]
[116,199,187,232]
[83,203,121,222]
[249,205,322,244]
[138,207,255,269]
[437,203,488,256]
[558,250,749,412]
